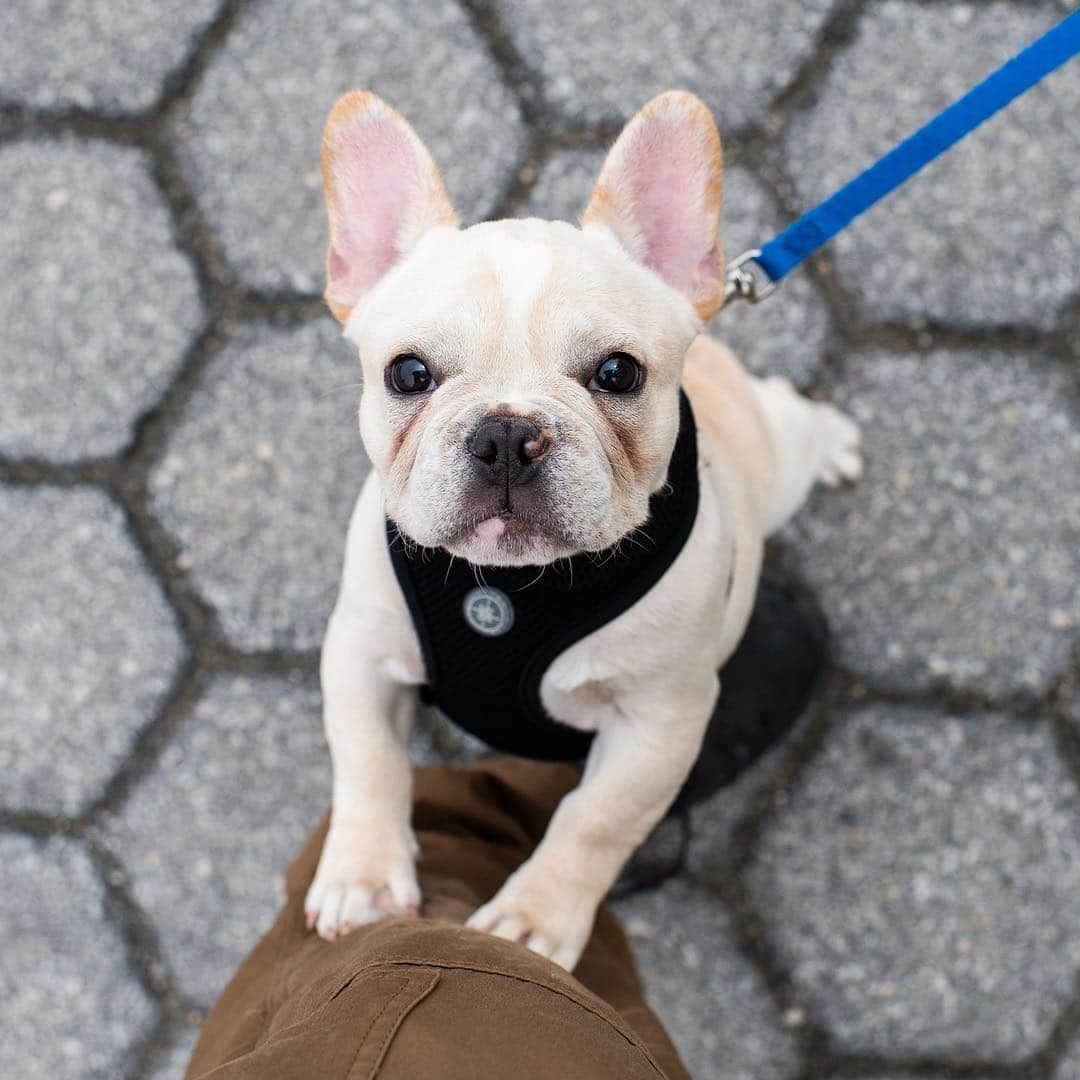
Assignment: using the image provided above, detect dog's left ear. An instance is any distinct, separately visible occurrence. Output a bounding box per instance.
[322,91,459,323]
[582,91,725,321]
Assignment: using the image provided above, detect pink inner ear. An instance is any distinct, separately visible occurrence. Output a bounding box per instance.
[625,124,714,298]
[329,116,423,300]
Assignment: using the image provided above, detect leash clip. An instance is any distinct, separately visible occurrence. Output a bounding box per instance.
[723,249,776,306]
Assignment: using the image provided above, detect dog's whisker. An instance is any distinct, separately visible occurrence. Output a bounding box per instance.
[517,565,547,591]
[315,381,364,401]
[620,528,653,553]
[390,531,418,560]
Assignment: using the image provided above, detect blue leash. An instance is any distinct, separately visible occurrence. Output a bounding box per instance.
[725,9,1080,304]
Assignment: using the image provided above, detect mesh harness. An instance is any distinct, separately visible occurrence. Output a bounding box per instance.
[386,392,700,761]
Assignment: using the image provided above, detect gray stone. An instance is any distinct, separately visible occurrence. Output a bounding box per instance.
[147,1023,200,1080]
[151,319,369,651]
[784,348,1078,697]
[0,834,156,1078]
[750,704,1080,1062]
[106,673,330,1008]
[174,0,527,293]
[1058,1034,1080,1079]
[499,0,838,132]
[613,878,798,1080]
[516,148,606,225]
[0,0,221,113]
[4,5,1079,1070]
[780,2,1080,329]
[688,727,806,883]
[0,139,202,461]
[0,487,184,817]
[519,149,828,387]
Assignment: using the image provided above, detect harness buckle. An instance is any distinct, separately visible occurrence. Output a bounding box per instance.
[723,249,777,306]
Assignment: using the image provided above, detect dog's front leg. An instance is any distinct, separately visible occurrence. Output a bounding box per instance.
[304,604,420,940]
[466,679,715,970]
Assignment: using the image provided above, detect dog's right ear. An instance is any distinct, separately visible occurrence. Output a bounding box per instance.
[322,91,459,323]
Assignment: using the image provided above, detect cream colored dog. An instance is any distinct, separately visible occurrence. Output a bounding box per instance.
[305,89,861,970]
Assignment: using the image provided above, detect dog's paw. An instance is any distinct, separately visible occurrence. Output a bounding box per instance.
[465,872,598,972]
[816,402,863,487]
[304,822,420,941]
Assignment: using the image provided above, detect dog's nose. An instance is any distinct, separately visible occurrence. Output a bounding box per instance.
[467,415,550,488]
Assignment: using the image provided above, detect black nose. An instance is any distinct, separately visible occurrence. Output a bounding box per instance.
[467,415,549,489]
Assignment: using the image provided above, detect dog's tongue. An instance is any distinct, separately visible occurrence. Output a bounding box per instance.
[474,517,507,541]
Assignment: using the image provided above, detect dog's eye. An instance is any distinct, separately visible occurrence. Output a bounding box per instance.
[388,354,435,394]
[588,353,643,394]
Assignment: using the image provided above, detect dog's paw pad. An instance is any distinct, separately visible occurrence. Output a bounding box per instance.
[466,892,592,972]
[304,847,420,941]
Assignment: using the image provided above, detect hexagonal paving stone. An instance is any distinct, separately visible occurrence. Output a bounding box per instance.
[173,0,527,293]
[0,834,156,1078]
[750,704,1080,1062]
[613,878,798,1079]
[0,139,203,461]
[499,0,838,132]
[780,2,1080,329]
[519,149,828,388]
[784,348,1078,697]
[106,672,330,1008]
[0,0,221,113]
[0,487,184,817]
[151,319,369,652]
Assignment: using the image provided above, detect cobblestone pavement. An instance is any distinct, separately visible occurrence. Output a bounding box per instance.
[1,2,1078,1078]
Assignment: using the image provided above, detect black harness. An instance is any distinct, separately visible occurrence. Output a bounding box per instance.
[387,392,700,762]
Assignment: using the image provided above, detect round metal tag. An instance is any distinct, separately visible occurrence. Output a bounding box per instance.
[463,586,515,637]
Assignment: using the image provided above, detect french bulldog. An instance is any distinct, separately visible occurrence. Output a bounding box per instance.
[304,89,861,971]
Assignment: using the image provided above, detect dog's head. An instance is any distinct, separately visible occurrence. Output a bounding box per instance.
[323,90,725,566]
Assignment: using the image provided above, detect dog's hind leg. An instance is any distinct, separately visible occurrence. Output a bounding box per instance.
[749,374,863,536]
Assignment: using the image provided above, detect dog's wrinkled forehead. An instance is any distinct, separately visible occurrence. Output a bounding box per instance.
[344,218,698,373]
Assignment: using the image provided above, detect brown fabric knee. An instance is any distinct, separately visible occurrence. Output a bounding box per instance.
[187,758,689,1080]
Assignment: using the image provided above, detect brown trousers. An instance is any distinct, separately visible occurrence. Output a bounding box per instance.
[187,757,690,1079]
